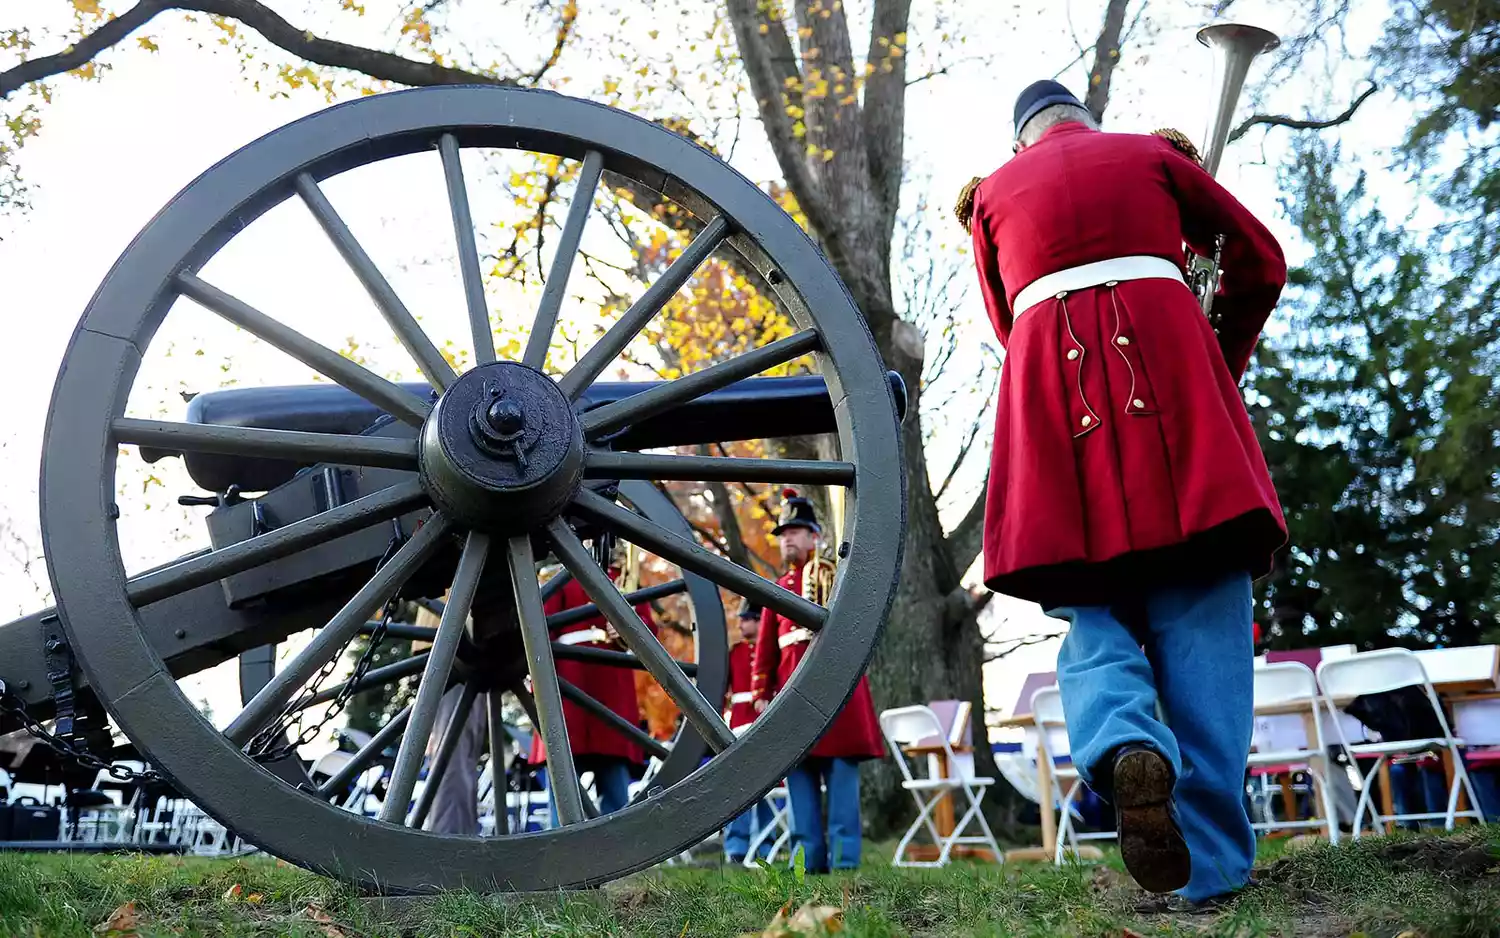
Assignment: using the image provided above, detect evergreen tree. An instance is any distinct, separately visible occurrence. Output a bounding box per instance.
[1249,0,1499,648]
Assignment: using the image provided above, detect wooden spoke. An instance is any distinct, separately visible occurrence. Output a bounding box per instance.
[176,272,432,427]
[558,216,731,399]
[548,518,736,753]
[438,134,495,366]
[130,481,428,608]
[526,150,605,370]
[581,330,821,438]
[379,531,491,823]
[296,172,458,392]
[223,512,453,746]
[112,418,418,471]
[570,487,826,630]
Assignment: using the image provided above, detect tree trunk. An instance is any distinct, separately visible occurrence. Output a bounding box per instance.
[724,0,1134,839]
[1084,0,1132,124]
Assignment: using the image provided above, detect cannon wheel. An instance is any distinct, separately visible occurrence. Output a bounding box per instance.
[40,85,904,892]
[236,480,729,796]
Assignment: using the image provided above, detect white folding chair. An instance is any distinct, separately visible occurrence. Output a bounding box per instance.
[1248,661,1339,842]
[1030,687,1113,864]
[879,705,1002,868]
[1317,648,1485,836]
[742,783,794,867]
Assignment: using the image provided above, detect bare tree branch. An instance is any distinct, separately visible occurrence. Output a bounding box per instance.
[0,0,540,100]
[1,1,163,96]
[1229,82,1378,142]
[944,479,988,577]
[1084,0,1131,124]
[984,630,1067,662]
[933,406,988,503]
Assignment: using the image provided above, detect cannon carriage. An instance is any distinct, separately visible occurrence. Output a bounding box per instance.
[0,84,906,891]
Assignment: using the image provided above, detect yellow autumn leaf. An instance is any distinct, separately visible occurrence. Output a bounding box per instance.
[71,0,102,16]
[136,36,158,52]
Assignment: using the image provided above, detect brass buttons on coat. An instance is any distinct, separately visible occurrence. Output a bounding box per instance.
[1116,335,1131,346]
[1081,415,1093,428]
[1133,398,1146,409]
[1067,349,1080,361]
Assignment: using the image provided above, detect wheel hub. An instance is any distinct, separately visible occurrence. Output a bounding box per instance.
[419,361,583,533]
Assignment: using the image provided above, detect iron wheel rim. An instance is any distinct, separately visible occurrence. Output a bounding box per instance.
[40,84,905,892]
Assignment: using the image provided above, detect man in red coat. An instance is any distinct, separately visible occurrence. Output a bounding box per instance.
[967,81,1287,907]
[527,567,655,823]
[752,489,884,872]
[721,599,774,863]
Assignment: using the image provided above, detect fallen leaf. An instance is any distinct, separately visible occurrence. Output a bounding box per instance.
[305,903,347,938]
[246,893,264,904]
[94,901,140,936]
[1121,929,1146,938]
[747,902,845,937]
[222,884,243,902]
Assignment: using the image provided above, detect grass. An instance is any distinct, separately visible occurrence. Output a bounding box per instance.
[0,828,1496,937]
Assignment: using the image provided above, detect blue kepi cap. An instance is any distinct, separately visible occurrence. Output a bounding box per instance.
[1014,80,1084,136]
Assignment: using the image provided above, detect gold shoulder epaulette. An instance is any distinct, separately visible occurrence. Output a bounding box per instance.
[954,176,983,235]
[1151,128,1203,166]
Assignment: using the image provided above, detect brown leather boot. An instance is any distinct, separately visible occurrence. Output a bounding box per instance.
[1111,745,1191,894]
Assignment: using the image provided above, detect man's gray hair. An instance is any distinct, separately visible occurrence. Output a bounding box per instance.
[1017,103,1097,146]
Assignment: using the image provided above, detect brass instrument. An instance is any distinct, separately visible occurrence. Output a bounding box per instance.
[799,484,843,607]
[1184,23,1280,324]
[801,549,837,608]
[617,538,642,595]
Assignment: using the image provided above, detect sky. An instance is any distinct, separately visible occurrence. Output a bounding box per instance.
[0,0,1407,746]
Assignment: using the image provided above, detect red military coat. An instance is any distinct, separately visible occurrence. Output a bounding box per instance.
[751,566,884,761]
[726,639,758,732]
[969,121,1289,607]
[527,576,653,766]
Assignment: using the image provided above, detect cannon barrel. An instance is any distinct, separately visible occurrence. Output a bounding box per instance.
[140,372,908,495]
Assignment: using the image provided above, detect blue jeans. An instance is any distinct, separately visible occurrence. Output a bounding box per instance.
[723,800,776,861]
[543,758,633,826]
[1047,571,1256,904]
[786,757,862,871]
[1469,768,1500,822]
[1388,761,1450,827]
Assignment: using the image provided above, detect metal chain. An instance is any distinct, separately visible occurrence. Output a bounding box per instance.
[0,684,164,784]
[249,527,406,764]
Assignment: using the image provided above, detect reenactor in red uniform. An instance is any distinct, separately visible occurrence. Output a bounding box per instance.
[527,569,656,822]
[965,81,1287,906]
[720,599,774,863]
[752,490,884,872]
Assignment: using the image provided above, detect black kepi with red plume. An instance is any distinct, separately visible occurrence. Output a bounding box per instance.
[773,487,821,536]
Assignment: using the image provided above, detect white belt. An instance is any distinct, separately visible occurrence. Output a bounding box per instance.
[1012,255,1186,318]
[556,627,610,646]
[731,722,754,736]
[730,691,754,705]
[779,628,814,649]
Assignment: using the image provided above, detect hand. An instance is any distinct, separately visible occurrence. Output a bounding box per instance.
[753,698,768,714]
[604,623,623,646]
